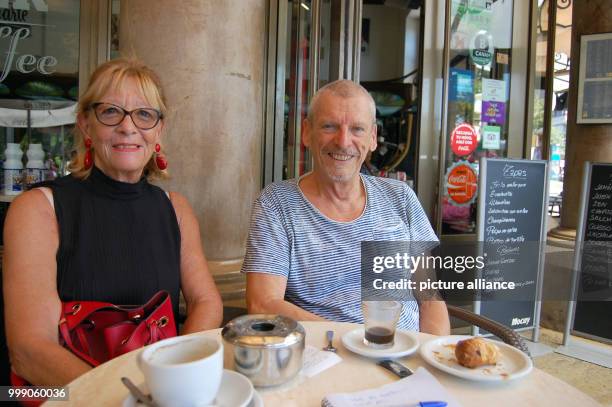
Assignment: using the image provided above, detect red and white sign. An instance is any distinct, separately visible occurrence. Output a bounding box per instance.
[450,124,477,156]
[446,162,478,205]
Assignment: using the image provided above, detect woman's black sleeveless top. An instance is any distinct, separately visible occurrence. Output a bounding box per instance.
[40,167,181,318]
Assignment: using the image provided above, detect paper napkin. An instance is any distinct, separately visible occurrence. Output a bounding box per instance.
[302,345,343,378]
[321,367,463,407]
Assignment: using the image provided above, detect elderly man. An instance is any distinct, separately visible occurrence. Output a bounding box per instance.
[242,80,450,334]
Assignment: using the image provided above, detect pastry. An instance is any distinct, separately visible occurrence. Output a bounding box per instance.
[455,337,499,368]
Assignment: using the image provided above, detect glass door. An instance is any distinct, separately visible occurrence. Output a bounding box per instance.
[264,0,361,184]
[436,0,525,237]
[284,0,313,180]
[358,0,424,190]
[0,0,81,200]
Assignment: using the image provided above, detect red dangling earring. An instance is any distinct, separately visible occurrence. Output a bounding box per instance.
[155,143,167,170]
[84,139,93,169]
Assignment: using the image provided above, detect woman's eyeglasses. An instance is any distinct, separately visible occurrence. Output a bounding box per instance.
[90,102,163,130]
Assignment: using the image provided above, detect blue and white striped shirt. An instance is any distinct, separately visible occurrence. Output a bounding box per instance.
[241,175,438,331]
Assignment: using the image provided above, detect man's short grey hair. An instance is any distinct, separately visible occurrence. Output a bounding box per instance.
[307,80,376,124]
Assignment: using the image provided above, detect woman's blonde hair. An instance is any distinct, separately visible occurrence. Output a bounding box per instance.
[69,58,168,180]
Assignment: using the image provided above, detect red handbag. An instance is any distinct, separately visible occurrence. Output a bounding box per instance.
[10,291,177,406]
[58,290,177,366]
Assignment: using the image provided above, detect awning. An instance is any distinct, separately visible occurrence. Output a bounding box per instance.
[0,103,76,128]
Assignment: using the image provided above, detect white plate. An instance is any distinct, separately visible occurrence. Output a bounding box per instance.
[341,328,419,359]
[122,369,256,407]
[420,335,533,382]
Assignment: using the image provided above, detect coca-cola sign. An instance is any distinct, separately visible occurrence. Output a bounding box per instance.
[446,161,478,205]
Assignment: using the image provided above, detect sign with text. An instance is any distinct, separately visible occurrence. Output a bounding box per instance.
[450,124,478,156]
[482,125,501,149]
[482,101,506,125]
[449,68,474,103]
[482,78,506,102]
[446,161,478,206]
[572,162,612,342]
[0,0,79,103]
[477,158,548,331]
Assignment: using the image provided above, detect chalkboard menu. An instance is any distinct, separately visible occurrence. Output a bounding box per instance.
[577,33,612,124]
[476,158,548,332]
[572,162,612,343]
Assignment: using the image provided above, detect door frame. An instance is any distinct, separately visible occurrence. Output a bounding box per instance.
[263,0,362,186]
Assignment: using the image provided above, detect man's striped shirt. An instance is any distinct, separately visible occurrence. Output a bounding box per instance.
[241,175,438,331]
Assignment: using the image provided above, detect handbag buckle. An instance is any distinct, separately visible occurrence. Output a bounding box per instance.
[157,316,169,327]
[71,304,82,315]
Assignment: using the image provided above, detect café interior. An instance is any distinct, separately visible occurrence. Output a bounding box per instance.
[0,0,610,406]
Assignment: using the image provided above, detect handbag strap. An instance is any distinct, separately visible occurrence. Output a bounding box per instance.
[58,319,101,367]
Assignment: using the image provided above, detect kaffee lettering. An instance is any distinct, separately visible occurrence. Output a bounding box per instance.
[0,25,58,82]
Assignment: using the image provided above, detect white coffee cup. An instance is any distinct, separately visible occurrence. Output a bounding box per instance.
[138,335,223,407]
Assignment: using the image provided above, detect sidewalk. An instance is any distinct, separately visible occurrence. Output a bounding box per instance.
[531,328,611,406]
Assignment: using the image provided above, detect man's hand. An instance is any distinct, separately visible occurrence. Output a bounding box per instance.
[418,300,450,335]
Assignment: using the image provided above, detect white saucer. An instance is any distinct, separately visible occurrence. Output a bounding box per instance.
[248,390,264,407]
[420,335,533,382]
[122,369,256,407]
[341,328,419,359]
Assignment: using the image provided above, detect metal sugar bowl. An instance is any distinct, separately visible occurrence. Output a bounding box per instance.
[222,314,305,387]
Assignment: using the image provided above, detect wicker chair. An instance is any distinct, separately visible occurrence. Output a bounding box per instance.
[447,304,531,356]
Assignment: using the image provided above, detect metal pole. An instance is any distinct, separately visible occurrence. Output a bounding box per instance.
[351,0,362,81]
[563,161,591,346]
[474,157,488,336]
[308,0,321,99]
[434,0,452,235]
[533,160,550,342]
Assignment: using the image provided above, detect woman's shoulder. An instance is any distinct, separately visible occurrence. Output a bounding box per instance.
[6,187,56,223]
[166,191,196,226]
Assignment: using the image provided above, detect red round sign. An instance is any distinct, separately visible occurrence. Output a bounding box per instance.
[450,124,477,156]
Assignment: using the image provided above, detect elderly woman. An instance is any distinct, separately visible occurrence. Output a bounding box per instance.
[2,59,223,386]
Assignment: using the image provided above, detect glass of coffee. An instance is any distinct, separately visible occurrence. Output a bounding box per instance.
[362,300,402,349]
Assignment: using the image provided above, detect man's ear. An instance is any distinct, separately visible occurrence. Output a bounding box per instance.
[369,121,378,152]
[76,113,90,139]
[302,118,311,147]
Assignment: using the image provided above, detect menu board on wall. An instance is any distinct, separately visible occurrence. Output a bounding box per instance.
[571,163,612,342]
[476,158,548,332]
[0,0,80,107]
[577,33,612,124]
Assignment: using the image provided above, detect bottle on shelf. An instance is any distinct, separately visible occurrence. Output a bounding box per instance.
[4,143,23,195]
[25,143,45,186]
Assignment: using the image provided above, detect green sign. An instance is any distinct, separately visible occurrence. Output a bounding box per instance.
[470,30,493,67]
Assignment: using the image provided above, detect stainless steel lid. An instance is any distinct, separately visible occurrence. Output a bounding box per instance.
[221,314,305,348]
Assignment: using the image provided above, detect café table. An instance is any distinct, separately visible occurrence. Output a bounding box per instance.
[44,321,601,406]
